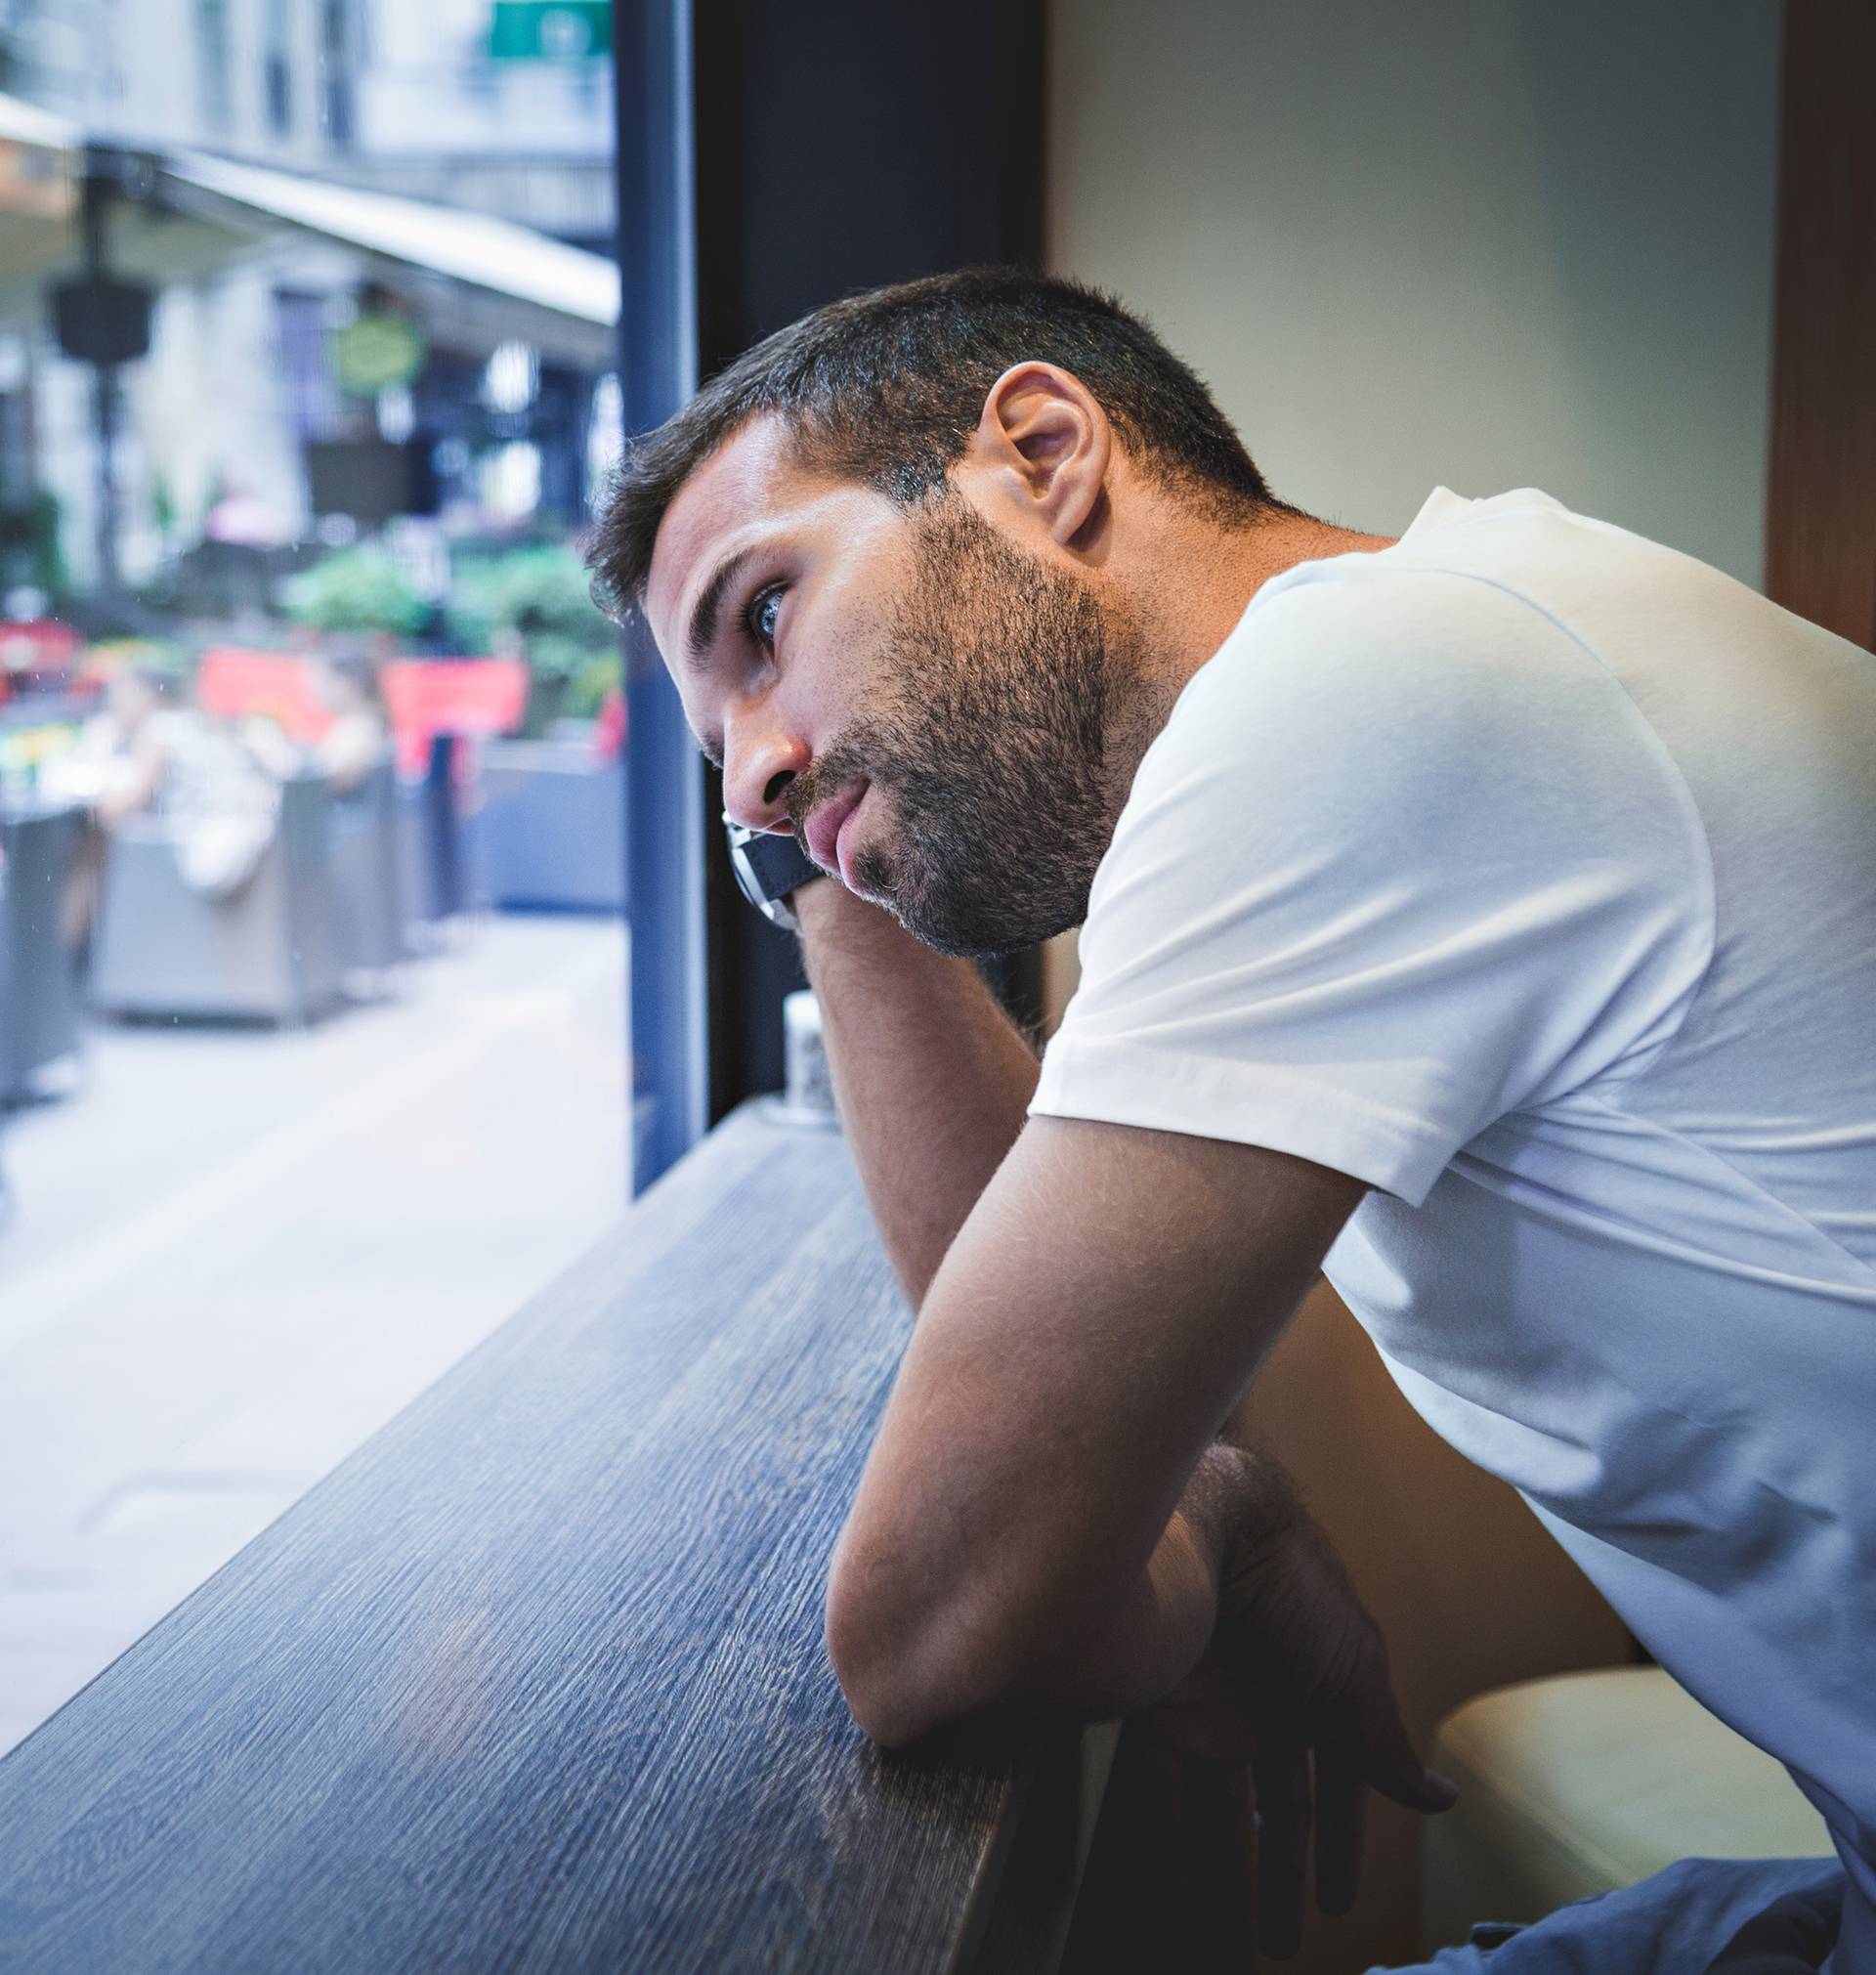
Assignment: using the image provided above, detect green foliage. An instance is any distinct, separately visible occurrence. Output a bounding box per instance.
[446,543,617,686]
[86,634,192,681]
[25,488,67,601]
[149,472,177,542]
[282,547,427,636]
[563,648,623,720]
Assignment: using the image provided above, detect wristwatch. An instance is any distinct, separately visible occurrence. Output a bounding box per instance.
[723,812,824,931]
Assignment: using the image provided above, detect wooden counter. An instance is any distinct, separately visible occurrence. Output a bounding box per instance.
[0,1104,1103,1971]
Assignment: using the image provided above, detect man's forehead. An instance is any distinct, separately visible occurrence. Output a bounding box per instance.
[646,415,814,649]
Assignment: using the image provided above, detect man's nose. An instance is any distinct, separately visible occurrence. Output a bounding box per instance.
[722,722,810,836]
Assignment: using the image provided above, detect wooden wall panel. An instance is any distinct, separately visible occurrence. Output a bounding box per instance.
[1764,0,1876,649]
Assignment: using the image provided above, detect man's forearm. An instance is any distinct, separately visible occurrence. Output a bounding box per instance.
[834,1440,1294,1744]
[793,880,1041,1308]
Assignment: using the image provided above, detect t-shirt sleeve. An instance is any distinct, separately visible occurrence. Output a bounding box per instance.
[1030,564,1714,1206]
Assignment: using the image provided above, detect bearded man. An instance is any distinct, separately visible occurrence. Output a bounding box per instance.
[591,269,1873,1973]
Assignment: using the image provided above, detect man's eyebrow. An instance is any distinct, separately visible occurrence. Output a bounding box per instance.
[685,546,754,670]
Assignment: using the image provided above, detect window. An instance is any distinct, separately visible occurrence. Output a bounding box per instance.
[263,0,293,135]
[319,0,353,146]
[193,0,232,132]
[0,5,626,1761]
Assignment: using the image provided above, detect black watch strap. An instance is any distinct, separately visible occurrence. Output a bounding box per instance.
[723,814,824,928]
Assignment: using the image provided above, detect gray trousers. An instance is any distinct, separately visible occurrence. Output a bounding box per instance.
[1376,1858,1846,1975]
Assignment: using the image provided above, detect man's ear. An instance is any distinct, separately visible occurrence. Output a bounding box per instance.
[965,362,1112,553]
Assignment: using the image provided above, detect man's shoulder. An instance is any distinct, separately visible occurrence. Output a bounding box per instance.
[1240,526,1581,659]
[1101,522,1692,911]
[1209,484,1643,674]
[1153,548,1591,778]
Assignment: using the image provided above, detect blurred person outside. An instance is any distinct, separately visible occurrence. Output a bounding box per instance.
[64,666,182,829]
[236,645,390,795]
[306,648,391,796]
[595,270,1874,1973]
[58,663,284,900]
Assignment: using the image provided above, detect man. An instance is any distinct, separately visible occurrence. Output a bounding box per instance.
[592,270,1873,1971]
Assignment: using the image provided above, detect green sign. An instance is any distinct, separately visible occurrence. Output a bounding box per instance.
[488,1,611,61]
[333,313,427,395]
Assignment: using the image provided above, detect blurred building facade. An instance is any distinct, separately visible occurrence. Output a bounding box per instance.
[0,0,613,242]
[0,0,617,603]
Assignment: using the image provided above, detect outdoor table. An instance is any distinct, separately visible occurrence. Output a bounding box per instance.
[0,1102,1110,1971]
[0,690,97,733]
[0,798,87,1098]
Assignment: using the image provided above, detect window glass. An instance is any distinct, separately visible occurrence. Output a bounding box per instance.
[0,0,625,1760]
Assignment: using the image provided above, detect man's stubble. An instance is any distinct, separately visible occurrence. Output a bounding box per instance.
[789,496,1144,960]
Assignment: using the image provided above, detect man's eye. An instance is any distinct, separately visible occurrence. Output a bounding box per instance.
[745,584,786,650]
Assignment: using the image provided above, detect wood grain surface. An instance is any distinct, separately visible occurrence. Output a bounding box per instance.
[0,1105,1088,1972]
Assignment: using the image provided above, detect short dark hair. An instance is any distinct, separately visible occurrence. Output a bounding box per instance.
[588,267,1294,617]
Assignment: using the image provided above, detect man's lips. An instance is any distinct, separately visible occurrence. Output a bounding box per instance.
[804,778,869,882]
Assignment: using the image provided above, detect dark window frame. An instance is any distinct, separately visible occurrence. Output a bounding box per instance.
[614,0,1045,1193]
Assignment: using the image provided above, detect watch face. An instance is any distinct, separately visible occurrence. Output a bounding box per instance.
[722,837,774,920]
[723,814,821,924]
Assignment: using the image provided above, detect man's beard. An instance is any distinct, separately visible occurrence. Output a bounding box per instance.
[789,498,1134,959]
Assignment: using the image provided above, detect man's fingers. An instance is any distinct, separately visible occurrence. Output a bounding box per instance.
[1312,1750,1367,1916]
[1350,1658,1458,1813]
[1183,1756,1259,1968]
[1252,1747,1310,1959]
[1074,1715,1196,1970]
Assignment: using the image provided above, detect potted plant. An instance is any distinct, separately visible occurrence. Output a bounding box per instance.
[446,544,618,737]
[282,547,428,641]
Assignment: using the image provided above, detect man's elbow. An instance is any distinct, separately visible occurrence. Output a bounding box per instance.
[824,1560,1008,1749]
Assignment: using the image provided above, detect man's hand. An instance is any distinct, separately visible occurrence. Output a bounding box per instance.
[1097,1444,1456,1966]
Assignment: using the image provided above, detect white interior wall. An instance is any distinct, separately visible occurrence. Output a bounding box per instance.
[1047,0,1783,586]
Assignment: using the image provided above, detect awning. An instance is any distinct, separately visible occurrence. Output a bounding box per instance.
[0,93,83,312]
[0,95,294,326]
[0,91,77,153]
[0,91,618,367]
[159,150,619,365]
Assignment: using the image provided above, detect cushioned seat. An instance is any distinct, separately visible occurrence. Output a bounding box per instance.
[1422,1666,1835,1954]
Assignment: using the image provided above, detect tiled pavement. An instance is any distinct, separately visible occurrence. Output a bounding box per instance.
[0,914,629,1757]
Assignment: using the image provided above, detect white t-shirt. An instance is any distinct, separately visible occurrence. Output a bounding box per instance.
[1032,487,1876,1959]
